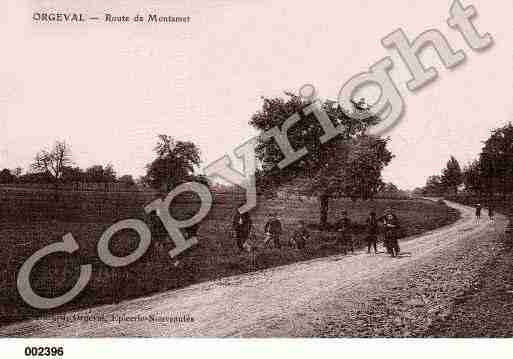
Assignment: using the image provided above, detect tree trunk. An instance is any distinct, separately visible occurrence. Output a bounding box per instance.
[53,179,59,202]
[319,194,329,228]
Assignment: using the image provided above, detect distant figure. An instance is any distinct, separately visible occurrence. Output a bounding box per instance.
[335,210,354,255]
[365,211,379,254]
[291,220,310,250]
[264,212,283,249]
[488,205,495,223]
[381,208,400,257]
[475,204,482,222]
[232,208,252,253]
[148,208,168,242]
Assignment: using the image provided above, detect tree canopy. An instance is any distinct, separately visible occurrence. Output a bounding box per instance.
[479,122,513,195]
[441,156,462,194]
[145,134,203,192]
[249,92,393,225]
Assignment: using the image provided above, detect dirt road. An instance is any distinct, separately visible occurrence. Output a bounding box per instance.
[0,200,505,337]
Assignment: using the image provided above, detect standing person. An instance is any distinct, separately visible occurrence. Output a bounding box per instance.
[365,211,379,254]
[488,204,495,223]
[232,208,252,253]
[475,203,482,223]
[292,220,310,250]
[335,210,354,255]
[381,208,400,257]
[264,212,283,249]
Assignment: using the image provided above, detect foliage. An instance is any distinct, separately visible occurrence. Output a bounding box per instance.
[422,175,445,196]
[84,164,116,183]
[308,135,393,200]
[441,156,462,194]
[118,174,136,186]
[248,92,392,224]
[462,160,482,193]
[479,122,513,195]
[31,140,72,183]
[145,134,202,192]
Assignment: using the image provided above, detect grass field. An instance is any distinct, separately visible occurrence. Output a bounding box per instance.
[0,188,460,326]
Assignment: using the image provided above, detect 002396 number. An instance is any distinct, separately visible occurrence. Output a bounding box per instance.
[24,347,64,356]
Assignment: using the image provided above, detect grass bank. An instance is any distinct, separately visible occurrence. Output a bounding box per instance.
[0,191,459,326]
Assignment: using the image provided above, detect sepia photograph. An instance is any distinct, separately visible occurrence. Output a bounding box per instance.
[1,0,513,357]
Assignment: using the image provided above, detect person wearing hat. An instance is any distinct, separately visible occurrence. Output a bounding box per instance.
[475,203,482,223]
[335,210,354,255]
[291,220,310,250]
[264,212,283,249]
[232,207,252,253]
[365,211,379,254]
[488,204,495,223]
[381,208,400,257]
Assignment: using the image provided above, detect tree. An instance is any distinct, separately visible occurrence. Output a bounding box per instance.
[145,134,202,192]
[309,136,392,199]
[31,140,72,194]
[12,167,22,180]
[479,122,513,196]
[118,174,136,187]
[0,168,15,184]
[249,92,391,226]
[423,175,444,196]
[309,135,393,224]
[441,156,462,194]
[62,166,85,183]
[462,160,482,194]
[84,164,117,183]
[380,182,401,194]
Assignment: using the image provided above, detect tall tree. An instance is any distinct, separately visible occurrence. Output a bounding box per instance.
[441,156,462,194]
[249,93,392,226]
[145,134,202,192]
[479,122,513,196]
[462,160,482,194]
[308,135,393,215]
[31,140,72,195]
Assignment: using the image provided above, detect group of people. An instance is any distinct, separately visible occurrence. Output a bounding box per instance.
[475,203,495,223]
[232,207,403,257]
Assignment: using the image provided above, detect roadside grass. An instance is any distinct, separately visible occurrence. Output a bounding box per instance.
[0,190,459,326]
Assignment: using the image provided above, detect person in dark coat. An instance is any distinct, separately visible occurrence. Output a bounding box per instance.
[292,220,310,250]
[335,210,354,255]
[366,211,379,254]
[232,209,252,252]
[264,212,283,249]
[488,204,495,222]
[380,208,400,257]
[475,203,482,222]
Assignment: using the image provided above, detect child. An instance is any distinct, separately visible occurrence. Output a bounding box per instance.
[335,210,354,254]
[292,220,310,250]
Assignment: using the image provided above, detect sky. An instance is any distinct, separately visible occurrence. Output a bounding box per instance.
[1,0,512,189]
